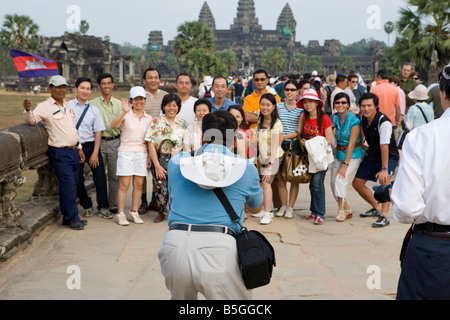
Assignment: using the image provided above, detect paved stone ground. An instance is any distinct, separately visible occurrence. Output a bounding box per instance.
[0,173,409,300]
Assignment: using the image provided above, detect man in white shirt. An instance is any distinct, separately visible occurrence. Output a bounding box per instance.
[175,73,197,125]
[392,64,450,300]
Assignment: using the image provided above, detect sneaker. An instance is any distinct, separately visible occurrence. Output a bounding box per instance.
[360,208,381,218]
[275,206,287,217]
[284,207,294,219]
[260,211,273,225]
[252,210,265,218]
[84,207,93,217]
[98,207,113,219]
[114,212,129,226]
[126,210,144,224]
[372,215,390,228]
[306,213,315,220]
[313,216,324,225]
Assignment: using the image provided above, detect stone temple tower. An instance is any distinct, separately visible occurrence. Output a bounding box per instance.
[198,2,215,30]
[230,0,262,34]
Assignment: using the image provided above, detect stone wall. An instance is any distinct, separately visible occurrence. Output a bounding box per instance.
[0,124,66,260]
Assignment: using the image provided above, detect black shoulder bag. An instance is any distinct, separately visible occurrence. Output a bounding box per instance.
[213,188,276,289]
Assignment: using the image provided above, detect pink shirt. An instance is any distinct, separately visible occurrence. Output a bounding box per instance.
[118,110,153,152]
[25,97,80,148]
[371,79,400,126]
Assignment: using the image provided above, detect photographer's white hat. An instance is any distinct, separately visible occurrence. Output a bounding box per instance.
[180,150,247,189]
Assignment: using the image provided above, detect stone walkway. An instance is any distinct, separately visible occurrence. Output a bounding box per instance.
[0,173,409,300]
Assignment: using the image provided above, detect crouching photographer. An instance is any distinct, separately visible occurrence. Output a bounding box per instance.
[391,63,450,300]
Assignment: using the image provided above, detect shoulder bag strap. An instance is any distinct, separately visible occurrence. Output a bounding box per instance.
[416,105,429,123]
[213,188,245,231]
[76,103,90,130]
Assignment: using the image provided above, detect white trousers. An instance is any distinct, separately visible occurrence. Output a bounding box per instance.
[330,157,363,200]
[158,229,252,300]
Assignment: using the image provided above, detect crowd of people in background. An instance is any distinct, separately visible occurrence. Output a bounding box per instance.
[24,62,443,230]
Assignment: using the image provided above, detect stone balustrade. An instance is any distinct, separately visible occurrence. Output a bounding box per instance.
[0,123,63,260]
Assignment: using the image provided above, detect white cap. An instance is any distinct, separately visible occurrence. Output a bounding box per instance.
[130,86,146,99]
[48,75,68,87]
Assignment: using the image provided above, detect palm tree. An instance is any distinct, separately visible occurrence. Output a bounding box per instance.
[384,21,394,46]
[393,0,450,73]
[261,47,287,75]
[79,20,89,35]
[0,14,40,50]
[173,21,215,59]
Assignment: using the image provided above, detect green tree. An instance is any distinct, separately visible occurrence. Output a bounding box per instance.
[307,55,323,73]
[166,53,180,75]
[384,21,394,46]
[215,49,238,74]
[182,48,226,84]
[261,47,287,75]
[79,20,89,35]
[173,21,215,59]
[338,56,356,74]
[147,51,160,68]
[0,14,40,50]
[393,0,450,73]
[292,53,307,74]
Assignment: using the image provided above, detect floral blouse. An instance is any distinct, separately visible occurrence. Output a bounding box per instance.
[145,115,187,154]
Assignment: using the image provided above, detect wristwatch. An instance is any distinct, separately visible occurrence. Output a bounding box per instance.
[341,161,349,166]
[381,166,388,171]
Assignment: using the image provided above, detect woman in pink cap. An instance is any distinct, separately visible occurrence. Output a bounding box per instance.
[298,89,333,225]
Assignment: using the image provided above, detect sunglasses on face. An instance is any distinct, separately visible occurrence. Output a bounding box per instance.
[284,88,297,92]
[412,77,419,80]
[335,101,348,105]
[253,78,267,82]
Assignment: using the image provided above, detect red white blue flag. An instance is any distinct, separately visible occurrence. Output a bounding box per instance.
[9,47,59,78]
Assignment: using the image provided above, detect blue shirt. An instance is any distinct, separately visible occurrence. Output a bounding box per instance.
[277,101,303,140]
[69,98,106,143]
[331,111,365,161]
[167,144,263,234]
[208,97,235,112]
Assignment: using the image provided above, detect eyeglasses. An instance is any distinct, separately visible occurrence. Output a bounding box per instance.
[284,88,297,92]
[253,78,267,82]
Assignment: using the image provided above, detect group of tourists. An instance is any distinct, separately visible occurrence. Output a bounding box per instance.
[23,62,440,230]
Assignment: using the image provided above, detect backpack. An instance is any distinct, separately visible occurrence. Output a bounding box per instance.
[323,85,335,115]
[203,86,212,99]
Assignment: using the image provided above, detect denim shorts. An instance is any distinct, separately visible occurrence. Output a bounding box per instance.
[281,139,301,155]
[355,156,398,182]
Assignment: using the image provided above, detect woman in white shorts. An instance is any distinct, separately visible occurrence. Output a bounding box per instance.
[111,86,153,226]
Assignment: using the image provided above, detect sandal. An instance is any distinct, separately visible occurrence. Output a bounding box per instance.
[345,208,353,219]
[336,210,346,222]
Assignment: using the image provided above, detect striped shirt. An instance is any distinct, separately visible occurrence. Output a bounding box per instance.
[277,102,303,140]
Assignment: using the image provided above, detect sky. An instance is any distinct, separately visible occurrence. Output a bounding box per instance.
[1,0,410,47]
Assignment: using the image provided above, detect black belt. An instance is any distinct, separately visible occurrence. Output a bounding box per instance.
[169,223,236,236]
[49,145,78,150]
[414,222,450,233]
[102,135,120,141]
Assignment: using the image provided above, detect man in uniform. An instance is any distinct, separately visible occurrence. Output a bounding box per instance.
[24,75,86,230]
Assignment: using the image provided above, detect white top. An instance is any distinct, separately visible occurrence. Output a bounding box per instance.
[177,96,197,125]
[392,108,450,225]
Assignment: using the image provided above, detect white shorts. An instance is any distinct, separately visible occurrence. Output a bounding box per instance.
[116,152,148,177]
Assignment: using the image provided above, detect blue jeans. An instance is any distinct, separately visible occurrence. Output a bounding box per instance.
[309,169,327,218]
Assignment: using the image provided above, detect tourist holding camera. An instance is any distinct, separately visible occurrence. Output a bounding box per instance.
[392,63,450,300]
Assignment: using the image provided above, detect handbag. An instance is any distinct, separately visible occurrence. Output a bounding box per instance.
[213,188,276,289]
[281,139,311,183]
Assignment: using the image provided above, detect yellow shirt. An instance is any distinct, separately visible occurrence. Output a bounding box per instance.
[25,97,80,148]
[243,90,281,129]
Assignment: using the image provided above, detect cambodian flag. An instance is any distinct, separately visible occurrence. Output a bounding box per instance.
[9,47,59,78]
